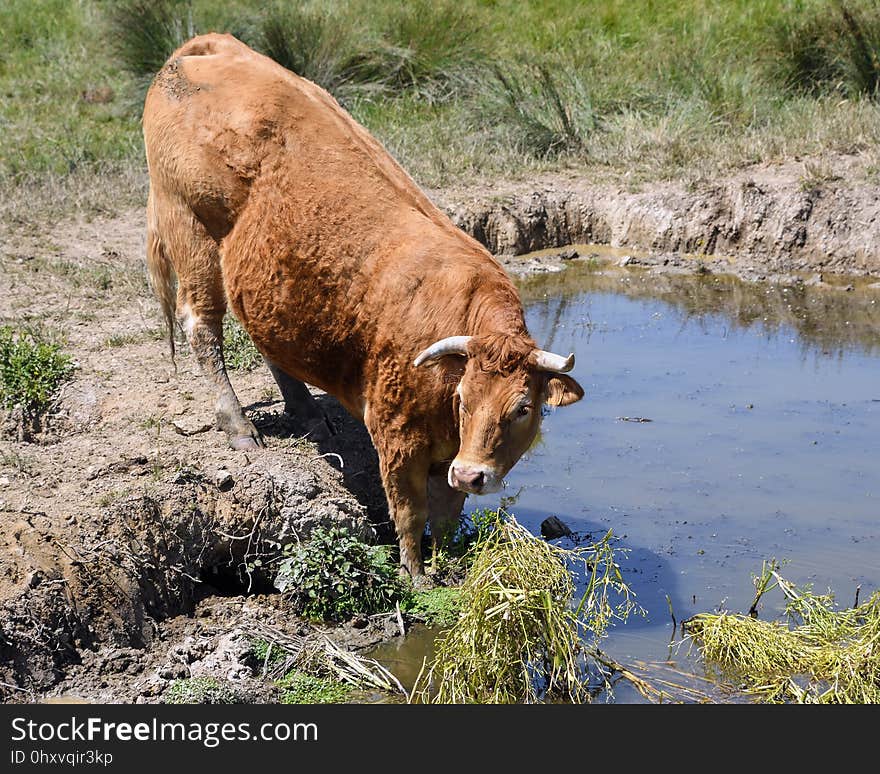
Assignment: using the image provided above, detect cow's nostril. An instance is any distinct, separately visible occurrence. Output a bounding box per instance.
[473,471,485,488]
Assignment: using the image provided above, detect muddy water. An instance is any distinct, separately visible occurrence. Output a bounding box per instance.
[379,260,880,702]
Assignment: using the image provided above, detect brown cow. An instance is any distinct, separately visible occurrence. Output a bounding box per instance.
[143,34,584,578]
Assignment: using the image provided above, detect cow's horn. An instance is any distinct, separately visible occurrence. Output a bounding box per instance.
[534,350,575,373]
[414,336,472,367]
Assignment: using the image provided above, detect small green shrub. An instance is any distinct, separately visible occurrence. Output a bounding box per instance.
[278,671,351,704]
[275,526,407,622]
[164,676,241,704]
[0,326,75,423]
[222,315,262,371]
[247,636,288,670]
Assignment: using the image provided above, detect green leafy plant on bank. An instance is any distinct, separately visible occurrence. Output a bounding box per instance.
[275,525,407,622]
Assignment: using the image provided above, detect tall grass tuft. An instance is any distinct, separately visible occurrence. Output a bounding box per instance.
[370,0,487,102]
[108,0,197,77]
[482,63,595,158]
[410,511,639,703]
[252,0,486,103]
[254,3,365,98]
[775,0,880,98]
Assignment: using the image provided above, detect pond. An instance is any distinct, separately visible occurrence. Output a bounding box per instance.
[375,257,880,702]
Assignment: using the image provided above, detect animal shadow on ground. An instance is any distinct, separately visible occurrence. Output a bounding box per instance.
[250,391,395,542]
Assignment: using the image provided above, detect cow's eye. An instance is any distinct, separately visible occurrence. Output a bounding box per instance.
[515,404,532,419]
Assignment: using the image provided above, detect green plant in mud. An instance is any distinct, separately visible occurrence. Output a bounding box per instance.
[411,510,640,704]
[222,315,262,371]
[247,636,288,671]
[164,676,242,704]
[275,526,407,622]
[278,671,352,704]
[402,587,462,629]
[684,559,880,704]
[0,326,75,429]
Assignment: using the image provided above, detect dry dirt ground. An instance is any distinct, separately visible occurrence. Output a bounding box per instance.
[1,159,877,703]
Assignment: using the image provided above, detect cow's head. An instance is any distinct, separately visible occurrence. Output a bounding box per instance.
[414,333,584,495]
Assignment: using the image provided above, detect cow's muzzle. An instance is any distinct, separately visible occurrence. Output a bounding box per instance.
[448,462,502,495]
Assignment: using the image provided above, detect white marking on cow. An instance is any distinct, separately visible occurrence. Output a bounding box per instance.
[179,303,199,338]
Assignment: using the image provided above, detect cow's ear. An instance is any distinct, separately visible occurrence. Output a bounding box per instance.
[544,374,584,406]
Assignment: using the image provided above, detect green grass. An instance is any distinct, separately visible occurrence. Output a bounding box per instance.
[164,676,241,704]
[4,0,880,223]
[402,587,462,628]
[222,315,262,371]
[278,671,352,704]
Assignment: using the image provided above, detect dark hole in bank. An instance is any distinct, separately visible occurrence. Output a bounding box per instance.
[198,562,278,597]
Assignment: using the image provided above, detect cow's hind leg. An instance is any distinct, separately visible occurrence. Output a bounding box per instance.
[156,196,262,450]
[264,359,335,438]
[184,308,263,449]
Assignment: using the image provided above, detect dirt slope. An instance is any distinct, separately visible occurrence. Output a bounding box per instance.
[438,157,880,277]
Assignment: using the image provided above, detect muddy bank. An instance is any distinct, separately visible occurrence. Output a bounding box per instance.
[439,159,880,278]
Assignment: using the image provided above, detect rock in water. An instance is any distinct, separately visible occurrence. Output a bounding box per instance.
[540,516,573,540]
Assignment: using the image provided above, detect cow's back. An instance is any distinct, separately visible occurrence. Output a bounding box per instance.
[144,34,450,240]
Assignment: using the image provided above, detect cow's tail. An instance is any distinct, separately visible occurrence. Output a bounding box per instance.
[146,195,178,367]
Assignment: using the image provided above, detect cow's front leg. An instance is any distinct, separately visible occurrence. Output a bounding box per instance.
[379,459,430,580]
[427,470,467,572]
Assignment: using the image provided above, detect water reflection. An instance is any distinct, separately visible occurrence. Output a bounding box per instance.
[518,261,880,357]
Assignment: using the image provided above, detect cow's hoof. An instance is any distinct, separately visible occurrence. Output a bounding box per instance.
[229,433,264,450]
[408,573,435,590]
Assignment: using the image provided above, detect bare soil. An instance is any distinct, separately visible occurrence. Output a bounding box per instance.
[1,159,877,703]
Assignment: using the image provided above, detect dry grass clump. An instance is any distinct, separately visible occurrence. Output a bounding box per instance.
[685,560,880,704]
[411,511,639,704]
[247,621,406,697]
